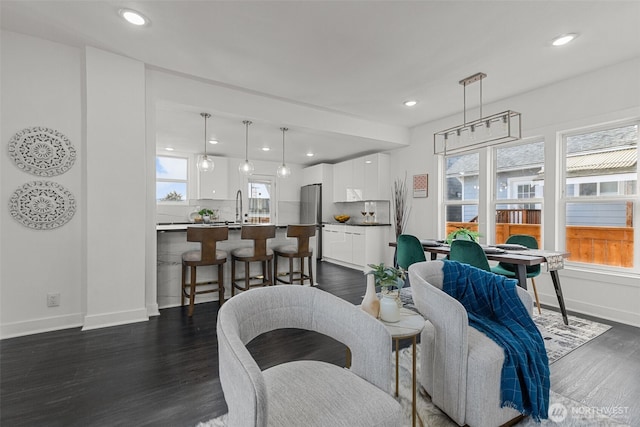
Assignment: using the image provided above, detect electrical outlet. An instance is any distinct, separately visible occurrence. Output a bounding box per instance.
[47,293,60,307]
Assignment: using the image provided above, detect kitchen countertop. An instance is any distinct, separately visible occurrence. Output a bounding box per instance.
[322,222,391,227]
[156,222,288,232]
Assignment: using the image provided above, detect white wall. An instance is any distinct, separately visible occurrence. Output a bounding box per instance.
[1,32,150,337]
[1,31,84,337]
[83,47,148,330]
[389,58,640,326]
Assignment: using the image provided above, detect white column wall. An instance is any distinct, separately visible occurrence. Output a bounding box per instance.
[389,57,640,326]
[0,31,84,337]
[82,47,148,330]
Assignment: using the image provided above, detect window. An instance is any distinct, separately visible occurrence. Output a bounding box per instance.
[562,123,638,268]
[444,152,479,236]
[494,140,544,245]
[247,176,274,223]
[156,155,188,203]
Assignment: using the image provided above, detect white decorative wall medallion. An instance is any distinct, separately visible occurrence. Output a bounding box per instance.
[9,181,76,230]
[8,127,76,176]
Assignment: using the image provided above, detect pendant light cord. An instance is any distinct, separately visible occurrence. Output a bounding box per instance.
[201,112,211,156]
[243,120,252,161]
[203,115,207,155]
[280,127,288,165]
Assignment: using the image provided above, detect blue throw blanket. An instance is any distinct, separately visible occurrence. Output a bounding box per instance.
[442,261,550,421]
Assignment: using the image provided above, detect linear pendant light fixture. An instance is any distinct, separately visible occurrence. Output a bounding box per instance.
[276,127,291,178]
[197,113,215,172]
[433,72,521,155]
[239,120,254,175]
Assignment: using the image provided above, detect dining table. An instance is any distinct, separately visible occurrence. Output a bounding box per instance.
[389,241,570,325]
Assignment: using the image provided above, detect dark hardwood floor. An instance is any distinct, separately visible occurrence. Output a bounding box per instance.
[1,261,638,426]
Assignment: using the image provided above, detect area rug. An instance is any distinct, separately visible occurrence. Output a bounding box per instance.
[533,308,611,364]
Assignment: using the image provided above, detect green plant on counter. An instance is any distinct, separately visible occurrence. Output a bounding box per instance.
[198,208,215,217]
[365,263,405,292]
[445,227,480,244]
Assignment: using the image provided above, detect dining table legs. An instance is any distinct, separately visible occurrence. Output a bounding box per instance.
[515,264,569,325]
[550,270,569,325]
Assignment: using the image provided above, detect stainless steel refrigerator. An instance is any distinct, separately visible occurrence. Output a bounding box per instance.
[300,183,322,258]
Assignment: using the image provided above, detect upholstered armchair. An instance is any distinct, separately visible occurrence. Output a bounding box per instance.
[408,261,534,427]
[217,285,402,427]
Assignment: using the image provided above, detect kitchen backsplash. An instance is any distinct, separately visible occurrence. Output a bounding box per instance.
[156,200,300,225]
[330,200,391,224]
[157,199,389,225]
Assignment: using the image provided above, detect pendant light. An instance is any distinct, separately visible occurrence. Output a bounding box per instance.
[239,120,254,175]
[197,113,215,172]
[433,72,521,155]
[276,127,291,178]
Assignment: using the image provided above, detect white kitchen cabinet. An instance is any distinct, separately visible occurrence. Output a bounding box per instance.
[322,225,344,260]
[332,153,389,202]
[322,224,389,271]
[350,158,364,202]
[332,161,352,202]
[302,163,333,186]
[197,156,229,199]
[349,228,366,267]
[363,153,390,200]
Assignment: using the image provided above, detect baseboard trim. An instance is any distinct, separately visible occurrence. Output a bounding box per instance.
[146,302,160,317]
[1,313,84,339]
[82,308,149,331]
[538,291,640,327]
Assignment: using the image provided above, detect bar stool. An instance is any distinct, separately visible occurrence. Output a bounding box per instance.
[273,224,316,286]
[181,226,229,317]
[231,225,276,296]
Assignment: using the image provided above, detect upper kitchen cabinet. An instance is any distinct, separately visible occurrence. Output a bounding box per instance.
[332,153,390,202]
[333,160,360,202]
[302,163,334,188]
[363,153,390,200]
[197,156,229,199]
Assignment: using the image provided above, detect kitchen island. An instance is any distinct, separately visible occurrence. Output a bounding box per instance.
[157,224,317,309]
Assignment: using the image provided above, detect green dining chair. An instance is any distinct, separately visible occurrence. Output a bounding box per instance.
[396,234,426,271]
[491,235,542,314]
[449,239,491,272]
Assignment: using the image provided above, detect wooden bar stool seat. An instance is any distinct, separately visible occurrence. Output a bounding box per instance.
[181,226,229,317]
[231,225,276,296]
[273,224,315,286]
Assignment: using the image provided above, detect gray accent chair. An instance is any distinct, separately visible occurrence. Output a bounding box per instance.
[217,285,402,427]
[408,261,534,427]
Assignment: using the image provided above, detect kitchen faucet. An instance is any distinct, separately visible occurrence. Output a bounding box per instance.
[235,189,242,223]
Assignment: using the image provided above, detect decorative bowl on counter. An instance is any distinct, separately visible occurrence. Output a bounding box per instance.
[334,214,350,223]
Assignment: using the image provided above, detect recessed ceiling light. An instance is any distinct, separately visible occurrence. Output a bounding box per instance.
[365,160,372,164]
[165,147,174,151]
[551,33,578,47]
[403,100,418,107]
[306,152,314,157]
[119,9,149,26]
[262,147,270,152]
[208,139,219,145]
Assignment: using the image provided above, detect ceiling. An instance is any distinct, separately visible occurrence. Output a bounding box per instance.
[2,1,639,165]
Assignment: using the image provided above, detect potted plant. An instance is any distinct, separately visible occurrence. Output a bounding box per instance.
[198,208,217,224]
[364,263,405,322]
[445,227,480,244]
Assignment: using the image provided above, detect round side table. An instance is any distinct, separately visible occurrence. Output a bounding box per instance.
[380,307,425,427]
